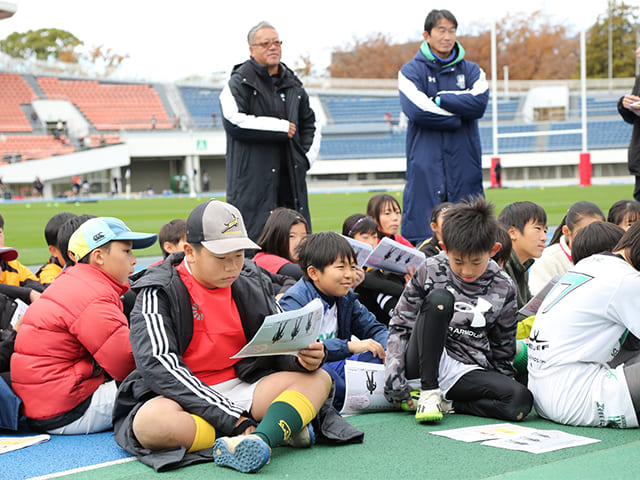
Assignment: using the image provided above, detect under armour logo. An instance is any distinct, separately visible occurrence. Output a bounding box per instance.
[454,297,491,327]
[428,76,436,83]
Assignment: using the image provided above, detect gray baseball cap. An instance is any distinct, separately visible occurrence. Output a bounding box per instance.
[186,199,260,254]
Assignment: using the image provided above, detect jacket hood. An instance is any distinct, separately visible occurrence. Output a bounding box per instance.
[418,40,465,68]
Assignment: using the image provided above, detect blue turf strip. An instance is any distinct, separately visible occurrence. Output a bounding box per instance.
[2,430,132,480]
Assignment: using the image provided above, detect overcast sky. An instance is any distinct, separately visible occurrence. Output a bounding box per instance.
[1,0,636,81]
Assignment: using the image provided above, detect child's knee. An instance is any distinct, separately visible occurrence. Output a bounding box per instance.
[423,289,455,315]
[505,383,534,421]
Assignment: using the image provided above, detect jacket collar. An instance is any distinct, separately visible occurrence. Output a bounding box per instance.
[418,40,465,68]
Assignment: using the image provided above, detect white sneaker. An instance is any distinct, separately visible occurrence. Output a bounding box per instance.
[415,388,443,422]
[283,424,315,448]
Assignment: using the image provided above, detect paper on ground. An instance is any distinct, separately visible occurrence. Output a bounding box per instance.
[431,423,538,442]
[340,360,396,415]
[482,429,600,453]
[231,298,323,358]
[0,434,50,454]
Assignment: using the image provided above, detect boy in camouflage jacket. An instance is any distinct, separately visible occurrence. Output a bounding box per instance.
[384,197,533,423]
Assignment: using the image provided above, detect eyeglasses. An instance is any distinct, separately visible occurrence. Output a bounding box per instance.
[251,40,283,49]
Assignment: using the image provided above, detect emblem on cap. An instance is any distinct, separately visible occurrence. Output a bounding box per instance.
[222,214,240,235]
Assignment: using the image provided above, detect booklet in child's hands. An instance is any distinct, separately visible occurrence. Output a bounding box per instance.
[363,237,425,274]
[342,235,373,267]
[231,298,324,358]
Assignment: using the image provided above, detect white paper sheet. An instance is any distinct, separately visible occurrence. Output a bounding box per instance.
[0,434,50,454]
[482,429,600,454]
[340,360,396,415]
[231,298,323,358]
[431,423,538,442]
[363,237,425,274]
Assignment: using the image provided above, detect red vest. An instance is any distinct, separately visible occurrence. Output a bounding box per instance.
[253,252,291,274]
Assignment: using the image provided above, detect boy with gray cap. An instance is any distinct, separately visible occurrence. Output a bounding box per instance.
[113,200,340,474]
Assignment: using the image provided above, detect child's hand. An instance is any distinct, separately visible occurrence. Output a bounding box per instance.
[29,289,41,304]
[297,341,325,371]
[404,265,417,285]
[352,266,365,289]
[234,416,256,435]
[347,339,386,361]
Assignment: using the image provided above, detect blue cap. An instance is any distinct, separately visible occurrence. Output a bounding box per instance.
[68,217,157,262]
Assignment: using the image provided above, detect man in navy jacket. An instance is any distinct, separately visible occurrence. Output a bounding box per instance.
[399,9,489,244]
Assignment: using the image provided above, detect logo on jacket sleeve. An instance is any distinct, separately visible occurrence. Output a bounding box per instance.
[456,74,466,89]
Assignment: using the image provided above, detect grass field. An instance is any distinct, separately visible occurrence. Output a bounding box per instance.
[2,184,632,266]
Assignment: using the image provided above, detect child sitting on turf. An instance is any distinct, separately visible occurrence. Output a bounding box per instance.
[367,193,414,248]
[417,202,453,257]
[528,221,640,428]
[112,200,361,474]
[528,201,604,295]
[56,214,96,268]
[35,212,77,285]
[571,221,625,265]
[343,214,404,325]
[384,197,533,423]
[254,208,309,280]
[0,214,45,293]
[492,225,513,269]
[279,231,388,410]
[497,201,548,313]
[607,199,640,231]
[158,218,187,259]
[11,217,157,434]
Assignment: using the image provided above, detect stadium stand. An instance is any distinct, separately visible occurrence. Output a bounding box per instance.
[0,134,74,162]
[321,95,402,124]
[481,99,519,122]
[0,67,634,197]
[547,120,632,151]
[0,72,36,132]
[37,77,173,130]
[179,86,222,128]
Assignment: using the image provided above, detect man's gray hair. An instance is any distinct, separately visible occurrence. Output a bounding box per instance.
[247,21,276,44]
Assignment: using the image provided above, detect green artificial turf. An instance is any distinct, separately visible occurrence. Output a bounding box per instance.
[51,411,640,480]
[0,184,632,266]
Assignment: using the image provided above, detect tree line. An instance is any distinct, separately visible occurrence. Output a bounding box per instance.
[327,3,639,80]
[1,2,638,80]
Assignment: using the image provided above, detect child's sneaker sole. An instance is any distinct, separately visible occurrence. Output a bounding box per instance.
[213,435,271,473]
[415,409,443,422]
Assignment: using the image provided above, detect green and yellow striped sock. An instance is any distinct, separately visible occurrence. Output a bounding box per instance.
[253,391,316,447]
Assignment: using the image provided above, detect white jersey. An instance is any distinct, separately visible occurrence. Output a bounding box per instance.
[528,253,640,427]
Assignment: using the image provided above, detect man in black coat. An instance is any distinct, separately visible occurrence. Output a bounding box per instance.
[220,21,320,241]
[618,46,640,201]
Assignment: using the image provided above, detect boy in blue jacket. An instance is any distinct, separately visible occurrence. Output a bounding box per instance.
[279,232,388,410]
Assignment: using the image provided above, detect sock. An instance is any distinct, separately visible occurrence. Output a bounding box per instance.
[187,414,216,453]
[253,391,316,447]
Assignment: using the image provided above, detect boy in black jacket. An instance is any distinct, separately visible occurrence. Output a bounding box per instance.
[113,200,334,474]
